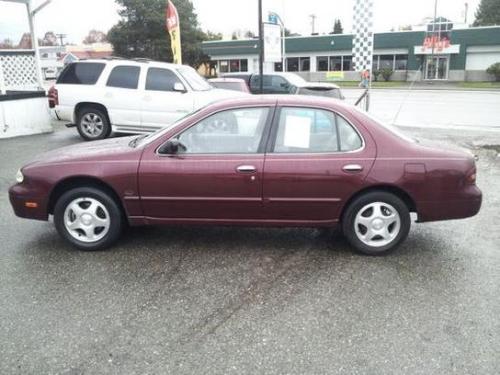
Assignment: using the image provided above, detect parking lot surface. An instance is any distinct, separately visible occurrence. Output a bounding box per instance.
[1,104,499,373]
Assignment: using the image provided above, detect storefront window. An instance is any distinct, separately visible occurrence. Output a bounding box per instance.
[342,56,353,71]
[329,56,342,71]
[379,55,394,70]
[395,55,408,70]
[274,62,283,72]
[230,60,240,72]
[287,57,299,71]
[300,57,310,71]
[219,60,229,73]
[317,56,329,71]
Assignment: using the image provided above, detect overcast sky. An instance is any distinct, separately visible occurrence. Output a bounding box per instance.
[0,0,479,44]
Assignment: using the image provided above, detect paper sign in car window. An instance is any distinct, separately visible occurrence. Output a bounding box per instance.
[283,115,311,148]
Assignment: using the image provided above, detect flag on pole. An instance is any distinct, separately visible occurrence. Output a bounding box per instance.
[166,0,182,64]
[352,0,374,72]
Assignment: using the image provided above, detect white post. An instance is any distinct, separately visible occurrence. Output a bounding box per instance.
[26,0,44,90]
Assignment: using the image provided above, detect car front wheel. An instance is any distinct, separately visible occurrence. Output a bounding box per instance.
[54,187,123,251]
[342,191,411,255]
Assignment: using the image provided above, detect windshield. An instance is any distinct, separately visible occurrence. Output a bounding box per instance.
[130,107,205,147]
[177,67,212,91]
[281,73,307,86]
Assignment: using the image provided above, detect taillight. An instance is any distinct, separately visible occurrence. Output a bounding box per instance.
[48,86,58,108]
[466,167,477,185]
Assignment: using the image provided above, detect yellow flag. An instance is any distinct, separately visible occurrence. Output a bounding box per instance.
[166,0,182,64]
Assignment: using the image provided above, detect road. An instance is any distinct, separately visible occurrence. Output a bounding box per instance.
[1,97,499,374]
[343,89,500,132]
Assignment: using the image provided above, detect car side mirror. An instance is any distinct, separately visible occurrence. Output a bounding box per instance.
[158,139,187,154]
[173,82,187,93]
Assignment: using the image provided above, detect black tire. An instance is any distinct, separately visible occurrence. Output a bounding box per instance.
[54,187,123,251]
[342,191,411,256]
[76,107,111,141]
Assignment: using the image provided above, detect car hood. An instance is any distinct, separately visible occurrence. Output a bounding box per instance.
[23,136,140,168]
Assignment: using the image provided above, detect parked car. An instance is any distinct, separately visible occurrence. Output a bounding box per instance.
[208,77,250,93]
[10,96,481,255]
[48,58,247,141]
[221,72,344,99]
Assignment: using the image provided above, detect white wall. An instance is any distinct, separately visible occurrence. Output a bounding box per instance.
[0,97,52,138]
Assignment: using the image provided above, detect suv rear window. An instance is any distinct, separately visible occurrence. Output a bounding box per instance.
[106,65,140,89]
[57,62,105,84]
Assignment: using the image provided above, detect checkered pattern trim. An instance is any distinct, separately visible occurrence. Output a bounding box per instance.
[352,0,374,72]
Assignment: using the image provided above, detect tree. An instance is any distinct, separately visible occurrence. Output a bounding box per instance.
[107,0,210,67]
[332,19,343,34]
[0,38,14,49]
[473,0,500,26]
[39,31,58,46]
[486,62,500,81]
[284,28,300,37]
[83,30,108,44]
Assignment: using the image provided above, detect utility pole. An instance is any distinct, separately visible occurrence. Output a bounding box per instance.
[464,2,468,24]
[258,0,263,94]
[56,33,66,46]
[309,14,316,35]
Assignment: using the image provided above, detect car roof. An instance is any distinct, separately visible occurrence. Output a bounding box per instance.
[73,58,188,69]
[207,94,348,111]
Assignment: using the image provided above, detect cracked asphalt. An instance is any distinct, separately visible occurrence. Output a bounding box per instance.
[1,120,499,374]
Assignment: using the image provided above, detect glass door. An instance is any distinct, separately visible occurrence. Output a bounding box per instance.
[425,56,448,80]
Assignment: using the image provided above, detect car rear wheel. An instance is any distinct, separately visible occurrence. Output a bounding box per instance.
[77,107,111,141]
[54,187,123,251]
[342,191,410,255]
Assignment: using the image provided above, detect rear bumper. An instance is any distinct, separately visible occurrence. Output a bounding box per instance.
[9,184,49,221]
[417,185,482,222]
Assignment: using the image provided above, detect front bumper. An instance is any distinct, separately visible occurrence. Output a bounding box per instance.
[9,183,49,221]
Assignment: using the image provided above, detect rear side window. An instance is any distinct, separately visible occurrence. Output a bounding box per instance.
[57,63,105,84]
[273,107,363,153]
[146,68,181,91]
[106,65,140,89]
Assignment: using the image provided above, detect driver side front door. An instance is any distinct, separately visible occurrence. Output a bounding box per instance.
[138,106,274,223]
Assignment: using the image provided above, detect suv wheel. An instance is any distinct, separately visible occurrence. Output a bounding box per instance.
[54,187,123,251]
[342,191,411,256]
[77,107,111,141]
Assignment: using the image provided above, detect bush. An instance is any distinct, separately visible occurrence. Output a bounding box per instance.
[380,68,393,82]
[372,69,381,82]
[486,62,500,81]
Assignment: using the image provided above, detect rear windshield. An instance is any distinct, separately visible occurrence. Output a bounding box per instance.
[298,87,342,99]
[57,62,105,85]
[212,81,247,92]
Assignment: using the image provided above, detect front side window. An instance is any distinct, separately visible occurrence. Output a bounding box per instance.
[146,68,181,91]
[106,65,140,89]
[273,107,362,153]
[175,107,270,154]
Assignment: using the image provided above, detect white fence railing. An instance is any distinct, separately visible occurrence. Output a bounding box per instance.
[0,50,40,93]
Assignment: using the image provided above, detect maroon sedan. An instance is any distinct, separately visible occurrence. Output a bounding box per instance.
[9,96,481,255]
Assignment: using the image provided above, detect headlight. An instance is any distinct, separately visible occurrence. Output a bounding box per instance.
[15,169,24,184]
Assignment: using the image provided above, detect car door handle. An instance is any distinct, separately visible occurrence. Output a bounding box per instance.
[342,164,364,172]
[236,165,257,173]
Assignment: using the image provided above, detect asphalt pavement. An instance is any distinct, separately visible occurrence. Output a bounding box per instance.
[1,96,499,374]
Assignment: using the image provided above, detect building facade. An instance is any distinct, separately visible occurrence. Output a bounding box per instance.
[201,25,500,82]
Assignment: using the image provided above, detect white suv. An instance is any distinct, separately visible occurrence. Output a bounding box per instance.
[48,59,247,140]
